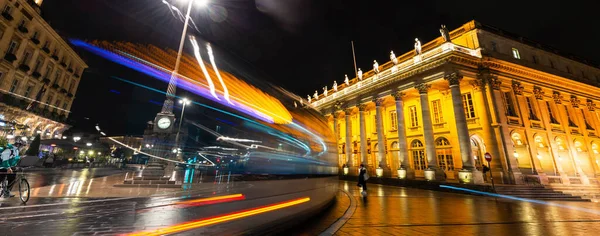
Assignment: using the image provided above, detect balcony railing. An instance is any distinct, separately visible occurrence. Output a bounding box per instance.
[18,26,29,34]
[32,71,41,78]
[3,53,16,63]
[1,11,13,21]
[30,37,40,45]
[309,42,482,108]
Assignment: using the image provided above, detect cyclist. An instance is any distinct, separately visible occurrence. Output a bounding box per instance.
[1,140,25,197]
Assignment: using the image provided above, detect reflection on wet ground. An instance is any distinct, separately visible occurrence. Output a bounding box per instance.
[3,170,600,235]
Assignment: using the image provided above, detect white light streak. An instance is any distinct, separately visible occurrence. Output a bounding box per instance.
[207,43,233,105]
[190,36,220,100]
[217,136,262,143]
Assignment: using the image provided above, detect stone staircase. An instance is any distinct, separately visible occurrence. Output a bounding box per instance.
[493,185,589,201]
[548,184,600,202]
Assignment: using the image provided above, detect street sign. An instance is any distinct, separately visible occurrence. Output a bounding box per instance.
[484,152,492,162]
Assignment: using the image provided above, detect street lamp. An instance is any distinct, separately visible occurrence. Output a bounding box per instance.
[175,98,191,160]
[161,0,207,113]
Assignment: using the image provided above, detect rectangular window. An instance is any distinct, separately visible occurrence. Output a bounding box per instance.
[3,5,12,14]
[62,102,68,110]
[24,84,33,97]
[431,99,444,123]
[45,64,53,77]
[549,59,555,69]
[9,79,19,93]
[46,94,53,110]
[389,111,397,131]
[503,92,518,117]
[7,40,18,54]
[491,41,497,52]
[462,93,476,119]
[32,31,39,39]
[546,101,559,124]
[69,79,75,92]
[34,58,42,72]
[21,50,32,65]
[566,66,572,74]
[582,110,594,130]
[409,106,419,127]
[532,55,538,64]
[526,97,538,120]
[18,20,27,28]
[512,48,521,59]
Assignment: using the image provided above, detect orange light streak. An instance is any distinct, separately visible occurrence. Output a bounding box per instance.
[126,197,310,236]
[176,193,245,205]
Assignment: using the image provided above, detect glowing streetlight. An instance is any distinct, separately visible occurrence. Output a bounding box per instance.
[160,0,207,114]
[175,98,191,160]
[86,142,92,147]
[73,136,81,142]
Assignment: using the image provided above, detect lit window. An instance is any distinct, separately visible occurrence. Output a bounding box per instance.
[512,48,521,59]
[389,111,397,131]
[409,106,419,127]
[462,93,476,119]
[512,132,523,146]
[431,99,444,123]
[435,137,454,171]
[410,140,426,170]
[534,136,545,148]
[574,141,583,152]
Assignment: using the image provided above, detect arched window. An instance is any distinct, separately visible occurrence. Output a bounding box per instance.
[391,141,399,149]
[574,140,584,152]
[555,137,566,151]
[592,142,599,154]
[534,135,546,148]
[435,137,454,171]
[512,132,523,146]
[410,140,426,170]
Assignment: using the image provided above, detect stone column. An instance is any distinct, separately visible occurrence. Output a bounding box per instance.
[487,75,524,184]
[415,83,445,181]
[393,91,414,179]
[375,97,391,177]
[345,108,354,172]
[359,104,368,167]
[332,111,340,170]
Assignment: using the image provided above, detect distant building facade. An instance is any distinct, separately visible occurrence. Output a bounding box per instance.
[310,21,600,185]
[0,0,87,140]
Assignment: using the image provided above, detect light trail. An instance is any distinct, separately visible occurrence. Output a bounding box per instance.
[190,36,220,100]
[439,185,600,215]
[107,137,214,167]
[207,43,233,105]
[176,194,245,206]
[126,197,310,236]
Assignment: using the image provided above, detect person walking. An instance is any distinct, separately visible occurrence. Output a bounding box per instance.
[357,164,368,196]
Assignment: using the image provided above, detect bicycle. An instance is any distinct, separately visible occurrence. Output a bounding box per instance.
[0,166,30,203]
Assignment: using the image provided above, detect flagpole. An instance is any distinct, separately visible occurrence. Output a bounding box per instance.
[351,41,358,79]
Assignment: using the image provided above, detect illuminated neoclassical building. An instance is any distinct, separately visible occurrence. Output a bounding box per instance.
[310,21,600,185]
[0,0,87,140]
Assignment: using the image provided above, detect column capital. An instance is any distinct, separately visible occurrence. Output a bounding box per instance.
[533,86,545,100]
[553,91,563,104]
[512,80,524,96]
[344,106,354,114]
[333,101,344,111]
[587,99,597,111]
[414,83,431,94]
[490,76,501,90]
[570,96,581,109]
[373,97,385,107]
[358,103,368,111]
[444,71,463,86]
[393,91,406,101]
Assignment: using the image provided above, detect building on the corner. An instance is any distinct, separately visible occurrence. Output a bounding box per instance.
[310,20,600,186]
[0,0,87,140]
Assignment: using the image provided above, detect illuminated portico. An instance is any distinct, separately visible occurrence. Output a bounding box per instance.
[314,21,600,186]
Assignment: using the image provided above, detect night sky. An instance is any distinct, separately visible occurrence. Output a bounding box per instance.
[40,0,600,135]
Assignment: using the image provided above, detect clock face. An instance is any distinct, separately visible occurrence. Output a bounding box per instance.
[157,117,172,129]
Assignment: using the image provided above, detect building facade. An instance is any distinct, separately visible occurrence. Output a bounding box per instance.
[0,0,87,140]
[310,21,600,185]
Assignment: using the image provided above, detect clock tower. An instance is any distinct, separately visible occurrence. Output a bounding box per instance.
[153,112,175,133]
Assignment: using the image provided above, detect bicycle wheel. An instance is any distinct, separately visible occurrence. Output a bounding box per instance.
[0,178,6,198]
[19,178,30,203]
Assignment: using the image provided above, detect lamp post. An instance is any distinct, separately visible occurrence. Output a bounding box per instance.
[175,98,190,160]
[161,0,207,114]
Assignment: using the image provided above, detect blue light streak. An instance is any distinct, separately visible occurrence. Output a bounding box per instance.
[439,185,600,215]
